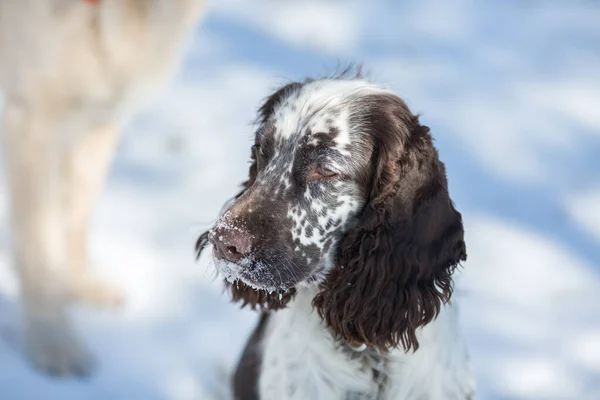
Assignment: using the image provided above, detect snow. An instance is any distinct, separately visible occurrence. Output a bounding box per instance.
[1,0,600,398]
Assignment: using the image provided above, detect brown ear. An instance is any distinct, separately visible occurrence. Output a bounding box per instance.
[313,96,466,352]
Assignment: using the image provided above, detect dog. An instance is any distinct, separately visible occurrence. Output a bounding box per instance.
[0,0,205,377]
[196,72,475,399]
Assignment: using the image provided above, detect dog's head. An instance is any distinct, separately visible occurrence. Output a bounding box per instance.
[197,74,466,351]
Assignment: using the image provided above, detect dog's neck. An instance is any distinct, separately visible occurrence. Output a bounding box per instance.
[259,284,475,399]
[260,285,387,398]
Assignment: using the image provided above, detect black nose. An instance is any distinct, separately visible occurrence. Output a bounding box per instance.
[210,226,252,263]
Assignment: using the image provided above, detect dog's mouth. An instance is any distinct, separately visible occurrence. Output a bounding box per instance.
[197,227,331,294]
[211,254,296,294]
[200,222,329,293]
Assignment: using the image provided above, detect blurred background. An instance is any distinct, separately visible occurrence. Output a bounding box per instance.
[1,0,599,398]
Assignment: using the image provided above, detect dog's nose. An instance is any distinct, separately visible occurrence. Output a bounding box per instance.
[210,226,252,263]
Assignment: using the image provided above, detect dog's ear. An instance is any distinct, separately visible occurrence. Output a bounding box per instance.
[196,82,307,310]
[313,94,466,352]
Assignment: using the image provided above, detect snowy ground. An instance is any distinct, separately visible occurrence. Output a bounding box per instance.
[1,0,599,399]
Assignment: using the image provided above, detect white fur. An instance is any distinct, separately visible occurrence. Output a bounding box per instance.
[0,0,205,377]
[259,286,475,400]
[273,79,390,143]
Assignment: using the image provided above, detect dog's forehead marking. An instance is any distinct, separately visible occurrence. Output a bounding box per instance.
[263,79,392,183]
[332,108,351,156]
[272,79,390,143]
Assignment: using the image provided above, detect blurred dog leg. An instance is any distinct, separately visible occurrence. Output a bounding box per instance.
[0,0,207,378]
[61,122,123,308]
[2,96,94,377]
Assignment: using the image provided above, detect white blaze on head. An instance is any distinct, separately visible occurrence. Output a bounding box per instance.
[272,79,392,142]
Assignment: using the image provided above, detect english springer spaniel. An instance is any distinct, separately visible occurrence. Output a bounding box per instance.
[196,72,475,400]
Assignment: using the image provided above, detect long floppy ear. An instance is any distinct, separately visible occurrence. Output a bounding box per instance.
[313,94,466,352]
[195,82,305,310]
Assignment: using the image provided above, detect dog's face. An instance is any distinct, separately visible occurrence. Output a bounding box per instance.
[197,74,466,351]
[207,79,385,291]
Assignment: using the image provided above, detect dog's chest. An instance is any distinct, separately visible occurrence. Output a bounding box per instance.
[255,290,475,400]
[258,290,382,400]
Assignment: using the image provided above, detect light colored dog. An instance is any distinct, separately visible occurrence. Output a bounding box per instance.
[0,0,205,377]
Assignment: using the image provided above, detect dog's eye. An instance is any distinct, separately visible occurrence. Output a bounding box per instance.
[316,165,338,178]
